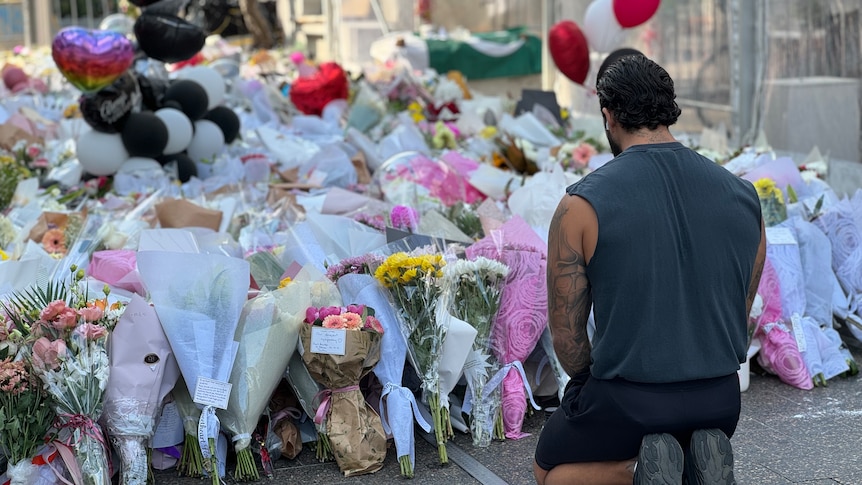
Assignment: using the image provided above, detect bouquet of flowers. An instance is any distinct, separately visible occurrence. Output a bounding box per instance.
[439,257,509,447]
[217,282,310,481]
[101,294,179,485]
[0,355,54,485]
[334,269,432,478]
[373,250,451,463]
[137,251,249,485]
[16,266,125,485]
[466,217,545,439]
[299,304,386,477]
[754,177,787,227]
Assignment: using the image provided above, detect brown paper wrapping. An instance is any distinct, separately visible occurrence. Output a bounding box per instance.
[274,419,302,459]
[0,122,42,151]
[27,210,87,243]
[299,325,386,477]
[351,152,372,186]
[154,199,222,231]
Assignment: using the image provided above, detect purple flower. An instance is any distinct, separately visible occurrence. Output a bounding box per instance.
[346,304,365,316]
[318,306,342,320]
[305,307,320,324]
[390,205,420,232]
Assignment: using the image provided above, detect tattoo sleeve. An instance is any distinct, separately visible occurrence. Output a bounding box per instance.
[745,219,767,343]
[547,199,593,378]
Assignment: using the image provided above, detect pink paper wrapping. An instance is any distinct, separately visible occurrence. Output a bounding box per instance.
[392,155,469,207]
[467,216,547,439]
[88,250,144,295]
[754,258,813,390]
[439,151,485,204]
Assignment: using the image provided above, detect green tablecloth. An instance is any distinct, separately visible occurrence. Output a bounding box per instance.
[425,27,542,80]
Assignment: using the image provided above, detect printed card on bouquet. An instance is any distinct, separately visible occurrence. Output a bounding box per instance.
[193,377,232,410]
[766,227,797,246]
[310,327,347,355]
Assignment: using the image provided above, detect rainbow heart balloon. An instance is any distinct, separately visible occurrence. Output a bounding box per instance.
[52,27,135,94]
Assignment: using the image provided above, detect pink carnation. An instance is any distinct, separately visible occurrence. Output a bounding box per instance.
[572,143,598,168]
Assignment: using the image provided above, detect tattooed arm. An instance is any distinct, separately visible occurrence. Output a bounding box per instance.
[546,194,595,378]
[745,218,767,344]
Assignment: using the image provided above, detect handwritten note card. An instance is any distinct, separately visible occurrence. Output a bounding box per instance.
[310,327,347,355]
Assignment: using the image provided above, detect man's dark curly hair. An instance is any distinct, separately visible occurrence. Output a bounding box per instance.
[596,54,682,131]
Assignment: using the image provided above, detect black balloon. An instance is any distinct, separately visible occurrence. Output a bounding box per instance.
[79,72,141,133]
[203,106,240,144]
[128,0,162,7]
[157,152,197,183]
[137,74,169,111]
[134,13,205,64]
[163,80,209,120]
[596,48,644,85]
[121,112,169,158]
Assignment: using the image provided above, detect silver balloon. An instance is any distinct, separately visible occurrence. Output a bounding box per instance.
[99,13,136,35]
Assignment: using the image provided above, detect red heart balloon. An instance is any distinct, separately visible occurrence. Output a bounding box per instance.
[549,21,590,85]
[612,0,661,28]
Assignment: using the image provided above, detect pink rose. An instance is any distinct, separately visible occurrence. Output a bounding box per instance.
[77,305,104,322]
[74,323,108,341]
[40,300,69,321]
[31,337,66,371]
[318,306,342,320]
[322,315,345,329]
[305,307,319,324]
[346,304,365,316]
[26,145,41,159]
[50,307,78,330]
[572,143,598,168]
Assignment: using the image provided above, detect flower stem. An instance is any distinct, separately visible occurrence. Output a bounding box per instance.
[208,438,219,485]
[428,391,448,464]
[178,434,203,477]
[399,455,414,478]
[316,432,333,462]
[494,408,505,441]
[233,447,259,482]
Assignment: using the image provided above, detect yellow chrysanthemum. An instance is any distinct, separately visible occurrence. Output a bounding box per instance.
[0,248,8,261]
[278,277,292,289]
[400,268,418,283]
[480,126,498,139]
[408,102,425,123]
[753,178,784,204]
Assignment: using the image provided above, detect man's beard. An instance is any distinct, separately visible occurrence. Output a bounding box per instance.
[606,130,622,156]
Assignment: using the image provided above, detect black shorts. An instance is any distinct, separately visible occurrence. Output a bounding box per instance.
[534,373,740,470]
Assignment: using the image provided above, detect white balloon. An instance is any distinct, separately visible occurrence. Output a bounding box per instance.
[186,120,225,163]
[176,66,225,110]
[118,157,162,173]
[76,130,128,176]
[583,0,626,53]
[155,108,194,155]
[99,13,135,35]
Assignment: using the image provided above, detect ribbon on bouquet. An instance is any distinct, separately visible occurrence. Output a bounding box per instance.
[197,405,220,473]
[313,385,360,425]
[481,360,541,411]
[55,413,113,479]
[379,382,432,468]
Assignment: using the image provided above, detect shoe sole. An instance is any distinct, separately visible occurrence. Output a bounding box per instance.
[689,429,736,484]
[635,434,684,485]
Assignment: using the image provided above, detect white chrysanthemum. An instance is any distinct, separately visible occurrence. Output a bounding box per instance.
[0,215,15,248]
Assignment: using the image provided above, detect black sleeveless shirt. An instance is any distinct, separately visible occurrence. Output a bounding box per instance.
[566,142,761,383]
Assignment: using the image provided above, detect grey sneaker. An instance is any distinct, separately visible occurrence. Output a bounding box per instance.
[633,433,684,484]
[684,429,736,484]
